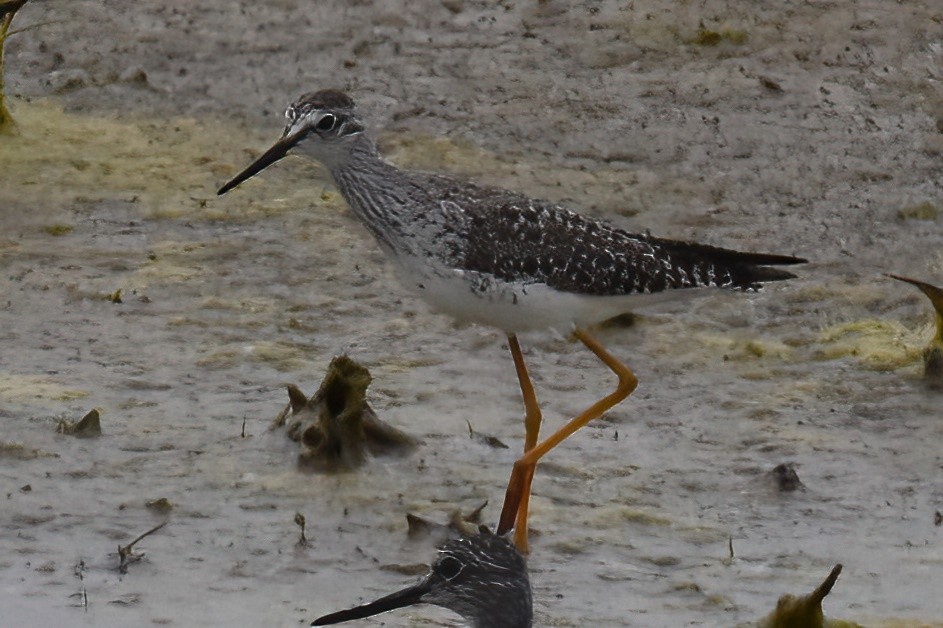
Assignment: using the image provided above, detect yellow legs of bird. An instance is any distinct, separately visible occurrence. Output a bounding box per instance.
[499,329,639,553]
[506,334,543,553]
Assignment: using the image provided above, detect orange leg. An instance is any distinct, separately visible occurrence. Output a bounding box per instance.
[498,329,638,543]
[506,334,542,553]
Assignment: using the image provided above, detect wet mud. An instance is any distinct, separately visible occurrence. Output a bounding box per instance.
[1,1,942,626]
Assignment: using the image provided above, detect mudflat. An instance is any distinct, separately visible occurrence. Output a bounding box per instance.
[1,1,941,625]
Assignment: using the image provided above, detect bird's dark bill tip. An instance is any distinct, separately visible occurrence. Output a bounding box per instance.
[216,180,237,196]
[310,581,430,626]
[216,136,295,197]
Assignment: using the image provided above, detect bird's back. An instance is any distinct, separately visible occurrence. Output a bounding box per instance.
[412,171,804,298]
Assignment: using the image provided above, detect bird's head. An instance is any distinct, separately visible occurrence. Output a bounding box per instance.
[312,531,532,627]
[217,89,364,195]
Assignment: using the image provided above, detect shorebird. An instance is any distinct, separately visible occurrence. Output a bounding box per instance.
[311,413,534,627]
[886,273,943,381]
[217,89,806,551]
[756,564,852,628]
[311,528,532,627]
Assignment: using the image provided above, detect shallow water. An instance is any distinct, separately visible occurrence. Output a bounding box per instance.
[1,99,940,627]
[3,1,943,625]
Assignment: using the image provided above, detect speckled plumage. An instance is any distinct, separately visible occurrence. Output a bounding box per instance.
[312,531,532,628]
[412,171,801,295]
[219,89,805,332]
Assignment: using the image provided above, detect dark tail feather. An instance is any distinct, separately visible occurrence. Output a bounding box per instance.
[744,265,800,283]
[649,236,807,268]
[646,235,807,287]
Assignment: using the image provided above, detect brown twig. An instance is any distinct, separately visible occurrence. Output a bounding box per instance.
[294,512,308,546]
[117,521,166,574]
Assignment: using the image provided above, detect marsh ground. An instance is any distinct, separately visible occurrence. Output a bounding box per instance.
[1,1,942,626]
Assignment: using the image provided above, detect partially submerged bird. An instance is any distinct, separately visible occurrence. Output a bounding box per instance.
[756,564,860,628]
[310,406,534,627]
[311,528,532,628]
[887,273,943,381]
[218,89,806,551]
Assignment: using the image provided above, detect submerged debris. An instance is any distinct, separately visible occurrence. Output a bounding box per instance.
[294,512,309,546]
[722,536,735,565]
[770,463,804,492]
[145,497,173,514]
[887,274,943,384]
[466,419,508,449]
[272,355,417,471]
[406,501,488,544]
[757,565,861,628]
[117,522,166,574]
[599,311,637,329]
[56,408,102,437]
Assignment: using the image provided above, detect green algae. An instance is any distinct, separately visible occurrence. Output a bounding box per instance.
[690,28,749,46]
[0,97,326,223]
[817,319,924,371]
[41,224,74,236]
[897,201,941,221]
[0,373,89,403]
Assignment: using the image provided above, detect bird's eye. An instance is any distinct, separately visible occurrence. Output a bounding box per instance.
[438,556,463,580]
[315,114,337,132]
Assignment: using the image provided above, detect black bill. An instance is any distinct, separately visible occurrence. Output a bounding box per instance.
[217,134,298,195]
[311,579,431,626]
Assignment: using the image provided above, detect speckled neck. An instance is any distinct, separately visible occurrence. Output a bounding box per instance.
[328,135,448,259]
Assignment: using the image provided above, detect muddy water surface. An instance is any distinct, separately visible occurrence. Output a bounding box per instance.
[2,1,943,626]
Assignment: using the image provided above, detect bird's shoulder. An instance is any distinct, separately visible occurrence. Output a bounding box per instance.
[406,171,651,250]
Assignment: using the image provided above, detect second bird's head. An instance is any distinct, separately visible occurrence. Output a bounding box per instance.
[218,89,363,195]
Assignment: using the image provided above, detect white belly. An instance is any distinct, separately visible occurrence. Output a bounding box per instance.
[395,264,697,334]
